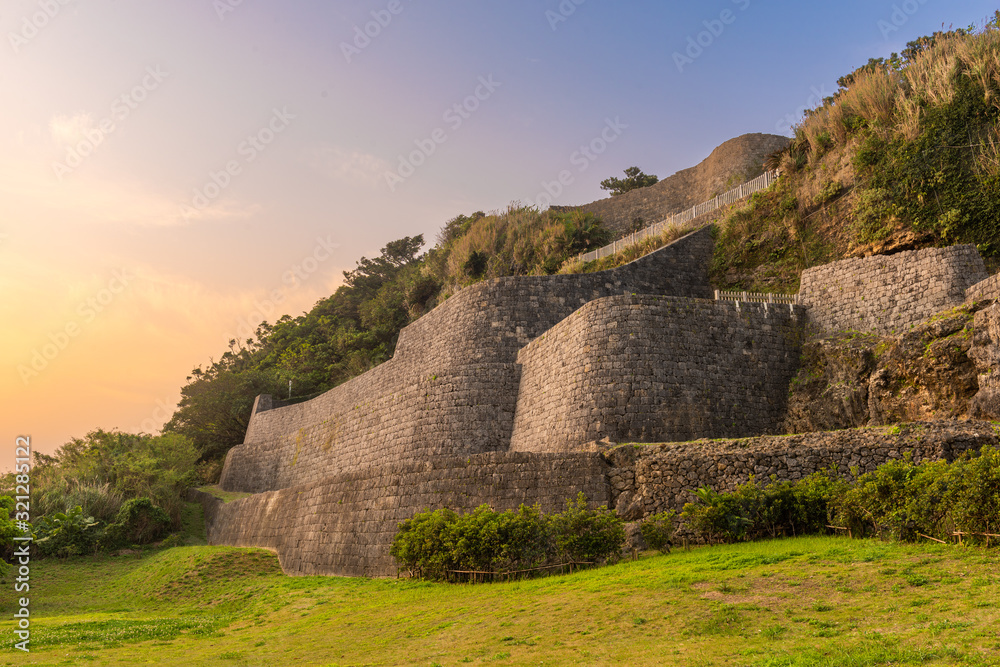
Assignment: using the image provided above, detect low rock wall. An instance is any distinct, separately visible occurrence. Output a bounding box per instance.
[199,452,610,577]
[604,421,998,520]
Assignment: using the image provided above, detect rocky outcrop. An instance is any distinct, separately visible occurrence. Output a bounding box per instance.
[969,302,1000,419]
[784,302,987,432]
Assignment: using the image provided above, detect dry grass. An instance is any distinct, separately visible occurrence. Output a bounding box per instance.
[797,28,1000,150]
[444,204,550,282]
[561,224,695,275]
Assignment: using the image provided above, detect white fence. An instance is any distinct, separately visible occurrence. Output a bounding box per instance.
[577,169,780,263]
[714,289,798,305]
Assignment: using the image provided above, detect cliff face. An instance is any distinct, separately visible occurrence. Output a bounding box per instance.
[783,301,991,433]
[555,133,790,234]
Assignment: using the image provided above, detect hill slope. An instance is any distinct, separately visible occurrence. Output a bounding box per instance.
[555,132,790,234]
[711,23,1000,293]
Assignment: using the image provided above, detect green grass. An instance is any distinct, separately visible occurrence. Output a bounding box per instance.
[195,485,253,504]
[2,506,999,665]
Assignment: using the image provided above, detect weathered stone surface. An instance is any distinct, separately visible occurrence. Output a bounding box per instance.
[969,302,1000,419]
[604,421,999,519]
[782,332,878,433]
[198,452,610,577]
[221,226,716,495]
[798,245,987,336]
[867,306,981,424]
[784,302,986,432]
[966,274,1000,303]
[510,295,805,451]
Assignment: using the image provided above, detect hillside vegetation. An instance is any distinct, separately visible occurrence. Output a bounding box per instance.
[714,19,1000,292]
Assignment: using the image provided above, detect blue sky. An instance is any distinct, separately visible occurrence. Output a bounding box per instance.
[1,0,997,461]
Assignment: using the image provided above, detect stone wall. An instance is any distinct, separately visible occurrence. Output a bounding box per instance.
[221,226,715,494]
[222,363,522,494]
[798,245,988,335]
[604,421,999,520]
[509,295,806,452]
[969,302,1000,420]
[199,452,609,577]
[967,274,1000,303]
[392,225,714,368]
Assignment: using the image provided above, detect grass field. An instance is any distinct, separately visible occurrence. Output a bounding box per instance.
[1,503,999,666]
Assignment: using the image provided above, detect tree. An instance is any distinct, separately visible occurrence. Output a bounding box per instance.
[599,167,659,196]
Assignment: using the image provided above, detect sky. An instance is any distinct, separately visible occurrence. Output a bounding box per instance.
[1,0,997,467]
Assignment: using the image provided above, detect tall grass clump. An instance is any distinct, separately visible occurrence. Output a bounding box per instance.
[19,430,200,529]
[439,205,612,292]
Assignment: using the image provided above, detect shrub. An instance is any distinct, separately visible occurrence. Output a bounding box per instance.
[682,471,845,544]
[390,508,459,580]
[30,430,198,530]
[639,511,677,553]
[0,496,19,575]
[850,187,895,244]
[549,494,625,564]
[830,446,1000,543]
[391,495,625,581]
[682,486,753,544]
[33,506,101,558]
[103,497,171,549]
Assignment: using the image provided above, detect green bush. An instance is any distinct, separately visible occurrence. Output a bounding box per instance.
[32,506,101,558]
[0,496,19,576]
[851,187,895,244]
[391,494,624,581]
[639,511,676,553]
[103,497,171,549]
[682,471,845,545]
[390,508,460,580]
[29,430,198,529]
[831,446,1000,543]
[549,494,625,564]
[682,486,753,544]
